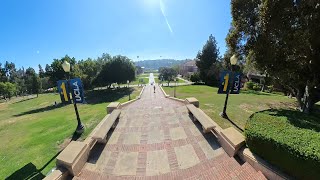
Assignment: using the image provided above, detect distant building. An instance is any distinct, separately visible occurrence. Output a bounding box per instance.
[179,60,198,77]
[246,72,266,84]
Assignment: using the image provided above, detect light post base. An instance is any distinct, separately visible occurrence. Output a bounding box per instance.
[75,124,85,134]
[219,112,229,120]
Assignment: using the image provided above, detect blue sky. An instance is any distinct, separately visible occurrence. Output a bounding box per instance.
[0,0,232,69]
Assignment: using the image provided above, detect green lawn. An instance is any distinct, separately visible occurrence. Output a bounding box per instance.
[0,87,142,179]
[163,85,296,129]
[129,77,149,85]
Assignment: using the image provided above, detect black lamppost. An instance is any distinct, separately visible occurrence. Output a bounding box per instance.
[219,55,238,119]
[174,78,177,97]
[160,76,164,86]
[127,80,131,100]
[62,61,85,134]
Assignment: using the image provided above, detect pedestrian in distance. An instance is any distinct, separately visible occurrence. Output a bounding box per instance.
[153,85,156,93]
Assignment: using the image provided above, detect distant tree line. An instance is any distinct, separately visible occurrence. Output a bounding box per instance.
[0,53,137,100]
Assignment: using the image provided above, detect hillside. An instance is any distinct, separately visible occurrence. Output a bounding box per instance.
[134,59,186,70]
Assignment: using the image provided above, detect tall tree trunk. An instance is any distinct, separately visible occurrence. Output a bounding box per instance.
[296,84,315,114]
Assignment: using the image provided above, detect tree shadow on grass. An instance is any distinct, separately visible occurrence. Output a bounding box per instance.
[85,87,134,105]
[13,103,64,117]
[12,87,135,117]
[6,132,81,180]
[254,108,320,132]
[12,96,37,104]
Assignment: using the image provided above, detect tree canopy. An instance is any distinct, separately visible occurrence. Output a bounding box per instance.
[159,67,178,86]
[196,34,221,85]
[94,55,136,88]
[227,0,320,113]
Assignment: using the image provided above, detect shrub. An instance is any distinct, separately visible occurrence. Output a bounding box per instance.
[246,81,255,90]
[245,109,320,179]
[267,85,274,93]
[190,72,201,83]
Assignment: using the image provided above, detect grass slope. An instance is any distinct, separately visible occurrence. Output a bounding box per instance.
[0,87,141,179]
[163,85,296,129]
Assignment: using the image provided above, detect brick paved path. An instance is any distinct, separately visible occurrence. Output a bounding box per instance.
[75,85,266,180]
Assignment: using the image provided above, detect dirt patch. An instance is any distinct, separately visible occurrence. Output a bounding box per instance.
[239,104,255,113]
[266,101,297,110]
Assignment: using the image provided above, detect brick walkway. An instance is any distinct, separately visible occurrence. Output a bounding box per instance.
[75,85,266,180]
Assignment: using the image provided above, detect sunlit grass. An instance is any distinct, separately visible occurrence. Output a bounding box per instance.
[0,87,142,178]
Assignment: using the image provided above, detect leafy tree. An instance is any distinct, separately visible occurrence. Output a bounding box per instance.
[46,55,77,83]
[38,64,45,78]
[196,34,221,85]
[94,55,135,88]
[136,66,143,75]
[78,58,99,89]
[227,0,320,113]
[0,82,16,99]
[190,72,201,83]
[159,67,177,86]
[25,67,41,96]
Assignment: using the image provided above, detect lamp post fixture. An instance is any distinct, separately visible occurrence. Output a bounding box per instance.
[127,80,131,100]
[62,61,85,134]
[174,78,177,97]
[161,76,164,86]
[219,55,238,119]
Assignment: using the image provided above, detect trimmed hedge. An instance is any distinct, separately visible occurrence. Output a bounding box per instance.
[245,109,320,179]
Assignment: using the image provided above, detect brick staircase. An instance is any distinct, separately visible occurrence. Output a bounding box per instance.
[191,156,267,180]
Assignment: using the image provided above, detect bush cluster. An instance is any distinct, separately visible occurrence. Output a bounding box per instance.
[245,109,320,179]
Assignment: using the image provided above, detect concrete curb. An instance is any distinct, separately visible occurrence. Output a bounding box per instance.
[167,96,186,103]
[121,86,145,108]
[159,85,170,98]
[237,148,290,180]
[138,85,145,99]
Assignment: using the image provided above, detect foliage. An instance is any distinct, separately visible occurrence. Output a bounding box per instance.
[159,67,177,86]
[196,34,221,85]
[0,82,17,99]
[190,72,201,83]
[245,81,254,90]
[136,66,143,75]
[25,67,41,96]
[227,0,320,113]
[94,55,135,88]
[245,109,320,179]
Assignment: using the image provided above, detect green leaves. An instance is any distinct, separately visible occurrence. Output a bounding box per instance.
[245,109,320,179]
[228,0,320,112]
[196,34,221,85]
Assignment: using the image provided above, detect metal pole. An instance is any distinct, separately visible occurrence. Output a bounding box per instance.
[128,82,131,100]
[68,73,84,134]
[220,66,234,119]
[174,80,176,97]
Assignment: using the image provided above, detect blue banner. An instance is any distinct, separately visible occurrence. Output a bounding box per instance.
[69,78,85,104]
[218,71,231,94]
[230,73,241,94]
[57,80,71,104]
[218,71,241,94]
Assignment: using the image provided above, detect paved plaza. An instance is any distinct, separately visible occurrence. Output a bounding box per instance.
[74,84,266,179]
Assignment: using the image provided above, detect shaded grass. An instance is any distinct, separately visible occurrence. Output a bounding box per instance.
[0,87,142,179]
[163,85,296,129]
